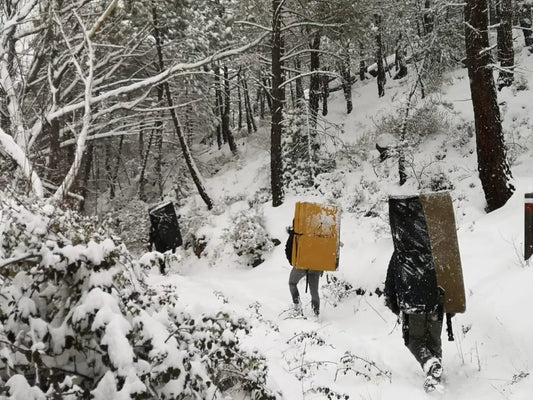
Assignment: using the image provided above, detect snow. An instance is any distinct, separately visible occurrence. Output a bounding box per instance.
[5,29,533,400]
[141,36,533,399]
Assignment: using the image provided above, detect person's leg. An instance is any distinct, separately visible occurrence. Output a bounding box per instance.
[426,313,443,361]
[403,313,435,369]
[288,268,305,305]
[307,271,321,315]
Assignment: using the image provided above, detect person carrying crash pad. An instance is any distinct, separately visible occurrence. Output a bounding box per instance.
[384,192,466,393]
[285,202,341,320]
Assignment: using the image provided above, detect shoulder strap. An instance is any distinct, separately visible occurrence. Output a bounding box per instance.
[446,313,454,341]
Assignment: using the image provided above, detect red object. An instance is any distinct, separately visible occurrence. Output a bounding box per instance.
[525,203,533,212]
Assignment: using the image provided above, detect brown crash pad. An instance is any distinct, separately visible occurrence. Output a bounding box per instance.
[420,192,466,314]
[292,202,340,271]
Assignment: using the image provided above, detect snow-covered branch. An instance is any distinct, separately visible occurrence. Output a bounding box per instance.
[0,127,44,197]
[280,70,341,89]
[46,31,270,123]
[51,11,95,204]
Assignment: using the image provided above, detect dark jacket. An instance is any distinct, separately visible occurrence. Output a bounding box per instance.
[384,195,440,314]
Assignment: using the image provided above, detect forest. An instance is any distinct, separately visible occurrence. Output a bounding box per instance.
[2,0,533,399]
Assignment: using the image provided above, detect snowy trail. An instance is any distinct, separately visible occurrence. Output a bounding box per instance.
[148,38,533,399]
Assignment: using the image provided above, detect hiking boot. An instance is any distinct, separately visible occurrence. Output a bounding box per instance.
[423,375,443,393]
[291,302,303,317]
[422,358,444,392]
[424,358,442,380]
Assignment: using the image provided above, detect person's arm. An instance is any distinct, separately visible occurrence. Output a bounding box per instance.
[384,254,400,315]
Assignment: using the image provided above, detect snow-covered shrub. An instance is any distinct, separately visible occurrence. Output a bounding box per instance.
[314,171,346,201]
[0,190,278,399]
[103,199,152,255]
[282,106,314,190]
[375,102,447,147]
[512,73,529,93]
[226,209,275,267]
[426,172,455,192]
[282,103,335,193]
[321,275,360,307]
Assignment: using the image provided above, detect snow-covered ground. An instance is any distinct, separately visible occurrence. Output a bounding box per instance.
[145,43,533,399]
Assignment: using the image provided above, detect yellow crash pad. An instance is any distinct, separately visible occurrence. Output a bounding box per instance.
[292,202,340,271]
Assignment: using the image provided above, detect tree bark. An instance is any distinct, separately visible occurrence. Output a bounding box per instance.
[271,0,284,207]
[164,82,214,210]
[223,65,238,154]
[242,74,257,133]
[340,57,353,114]
[309,30,321,126]
[138,128,154,201]
[496,0,514,90]
[519,4,533,48]
[423,0,434,35]
[375,14,386,98]
[393,34,408,80]
[295,58,304,100]
[152,3,166,197]
[465,0,515,212]
[359,60,366,81]
[110,135,124,199]
[214,65,224,148]
[321,67,329,116]
[237,71,243,131]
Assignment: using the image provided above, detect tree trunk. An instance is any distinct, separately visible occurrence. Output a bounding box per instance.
[321,67,329,116]
[259,80,266,120]
[164,82,214,210]
[271,0,285,207]
[423,0,434,35]
[110,135,124,199]
[223,65,238,155]
[359,60,366,81]
[340,57,353,114]
[138,129,154,201]
[497,0,514,90]
[309,30,321,126]
[46,118,62,185]
[78,143,93,212]
[242,75,257,133]
[519,4,533,48]
[393,34,408,80]
[214,65,224,148]
[237,71,243,131]
[375,14,386,98]
[295,58,304,100]
[465,0,515,212]
[262,73,272,113]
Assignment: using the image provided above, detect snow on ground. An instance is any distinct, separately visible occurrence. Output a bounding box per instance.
[147,40,533,399]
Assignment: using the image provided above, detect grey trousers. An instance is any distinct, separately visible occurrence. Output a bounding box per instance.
[289,268,321,314]
[402,312,443,369]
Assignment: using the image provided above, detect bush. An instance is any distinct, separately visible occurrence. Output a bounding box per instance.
[0,190,278,399]
[375,102,448,147]
[226,209,275,267]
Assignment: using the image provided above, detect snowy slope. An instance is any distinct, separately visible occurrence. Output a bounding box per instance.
[150,41,533,399]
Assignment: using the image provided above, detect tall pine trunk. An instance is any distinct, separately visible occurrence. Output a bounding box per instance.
[271,0,284,207]
[309,31,321,126]
[519,4,533,48]
[465,0,514,212]
[496,0,514,90]
[375,14,386,98]
[223,65,238,155]
[321,67,329,116]
[340,55,353,114]
[152,3,213,209]
[214,65,224,148]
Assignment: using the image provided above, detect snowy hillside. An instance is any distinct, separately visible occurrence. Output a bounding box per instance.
[151,43,533,398]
